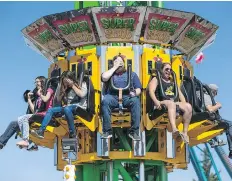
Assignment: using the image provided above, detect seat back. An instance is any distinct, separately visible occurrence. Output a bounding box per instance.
[75,72,95,122]
[85,75,95,114]
[203,84,221,120]
[194,77,205,111]
[182,75,206,113]
[146,76,154,114]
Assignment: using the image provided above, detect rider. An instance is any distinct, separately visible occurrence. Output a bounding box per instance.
[32,71,87,139]
[101,54,142,140]
[203,84,232,158]
[0,90,33,149]
[148,62,192,143]
[16,76,55,148]
[0,76,47,150]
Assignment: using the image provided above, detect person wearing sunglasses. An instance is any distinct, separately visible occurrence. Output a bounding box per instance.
[204,84,232,158]
[148,62,192,143]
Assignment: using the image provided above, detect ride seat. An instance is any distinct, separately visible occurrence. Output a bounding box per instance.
[181,76,217,123]
[104,63,133,126]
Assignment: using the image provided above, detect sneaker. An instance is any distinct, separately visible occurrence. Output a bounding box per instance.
[179,132,189,144]
[209,141,218,148]
[128,132,141,141]
[172,131,181,139]
[209,139,226,148]
[101,132,112,139]
[31,130,44,139]
[229,151,232,159]
[0,143,4,150]
[27,144,39,152]
[69,132,77,138]
[217,139,227,146]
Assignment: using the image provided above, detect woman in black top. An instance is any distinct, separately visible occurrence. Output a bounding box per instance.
[149,63,192,143]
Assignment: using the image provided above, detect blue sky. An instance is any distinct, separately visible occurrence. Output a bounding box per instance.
[0,1,231,181]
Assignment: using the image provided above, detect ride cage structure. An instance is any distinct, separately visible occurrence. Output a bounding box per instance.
[21,1,232,181]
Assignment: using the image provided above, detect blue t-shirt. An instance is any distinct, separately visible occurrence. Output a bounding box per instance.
[103,71,142,95]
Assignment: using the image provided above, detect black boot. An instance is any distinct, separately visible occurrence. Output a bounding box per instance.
[0,142,4,150]
[69,132,77,138]
[229,151,232,159]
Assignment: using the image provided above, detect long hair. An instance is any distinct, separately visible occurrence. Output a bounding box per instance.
[57,71,78,102]
[35,76,46,95]
[161,62,171,71]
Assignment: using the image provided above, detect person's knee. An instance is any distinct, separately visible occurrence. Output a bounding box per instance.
[129,97,140,106]
[63,106,71,113]
[223,120,232,127]
[166,100,176,109]
[10,121,18,128]
[47,108,54,114]
[101,97,111,107]
[185,103,192,115]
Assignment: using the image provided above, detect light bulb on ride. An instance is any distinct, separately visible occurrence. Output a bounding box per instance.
[63,165,76,181]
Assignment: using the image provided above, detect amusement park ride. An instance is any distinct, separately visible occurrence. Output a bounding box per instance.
[21,1,232,181]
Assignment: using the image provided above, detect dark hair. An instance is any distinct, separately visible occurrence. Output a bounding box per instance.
[161,63,171,70]
[113,53,125,62]
[23,90,31,102]
[35,76,46,95]
[23,88,38,102]
[58,71,78,101]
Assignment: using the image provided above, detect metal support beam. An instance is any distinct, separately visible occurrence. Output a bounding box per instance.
[97,132,109,157]
[166,129,175,158]
[134,131,146,157]
[205,143,222,181]
[139,161,145,181]
[132,45,142,77]
[146,132,156,152]
[75,166,83,181]
[81,164,100,181]
[151,1,164,8]
[108,161,113,181]
[113,168,119,181]
[114,128,132,151]
[214,145,232,179]
[115,162,133,181]
[160,164,168,181]
[189,147,208,181]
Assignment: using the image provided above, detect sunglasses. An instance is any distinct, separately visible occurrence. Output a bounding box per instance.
[212,90,218,95]
[164,68,172,72]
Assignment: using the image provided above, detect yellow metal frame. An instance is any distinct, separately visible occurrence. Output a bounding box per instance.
[30,46,227,172]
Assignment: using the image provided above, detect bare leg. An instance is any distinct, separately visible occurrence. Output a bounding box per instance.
[161,100,178,133]
[176,102,192,142]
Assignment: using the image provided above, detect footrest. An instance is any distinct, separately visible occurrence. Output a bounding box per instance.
[61,138,78,153]
[97,133,109,157]
[166,129,175,159]
[134,131,146,157]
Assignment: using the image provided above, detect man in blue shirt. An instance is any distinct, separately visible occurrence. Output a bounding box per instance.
[101,54,142,140]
